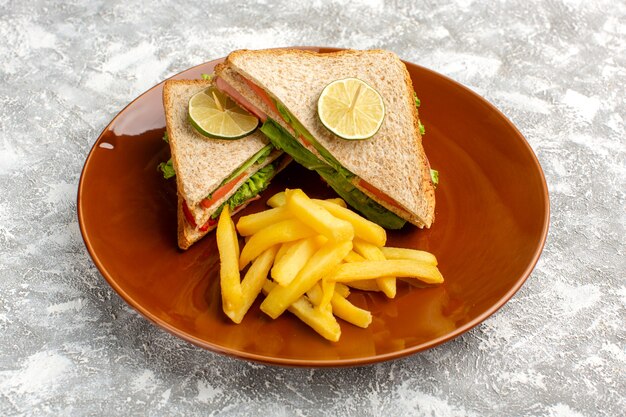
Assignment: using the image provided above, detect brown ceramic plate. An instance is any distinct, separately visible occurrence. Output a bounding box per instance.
[78,47,549,367]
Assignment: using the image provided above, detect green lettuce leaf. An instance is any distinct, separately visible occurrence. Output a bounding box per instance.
[414,93,426,135]
[158,159,175,179]
[217,144,274,191]
[261,118,406,229]
[211,163,277,219]
[274,101,354,179]
[430,169,439,188]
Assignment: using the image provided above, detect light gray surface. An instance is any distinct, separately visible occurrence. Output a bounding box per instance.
[1,0,624,415]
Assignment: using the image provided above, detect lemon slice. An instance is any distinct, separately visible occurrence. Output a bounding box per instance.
[188,87,259,139]
[317,78,385,140]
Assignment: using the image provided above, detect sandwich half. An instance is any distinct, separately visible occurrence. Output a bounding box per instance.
[214,48,435,229]
[164,79,290,249]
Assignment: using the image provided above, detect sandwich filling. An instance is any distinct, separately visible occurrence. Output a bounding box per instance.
[184,144,288,231]
[216,75,410,229]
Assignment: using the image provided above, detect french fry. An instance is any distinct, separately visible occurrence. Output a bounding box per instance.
[216,206,243,315]
[335,282,351,298]
[353,239,396,298]
[314,200,386,247]
[239,219,316,269]
[381,248,438,289]
[285,189,354,242]
[307,282,351,302]
[268,191,345,208]
[307,283,372,328]
[346,280,381,292]
[216,187,445,341]
[266,191,286,208]
[271,237,319,286]
[344,250,366,263]
[327,259,445,285]
[380,247,438,265]
[260,240,353,319]
[305,283,324,306]
[274,241,294,265]
[318,279,335,313]
[228,246,278,324]
[262,280,340,342]
[343,250,381,291]
[314,198,347,208]
[331,294,372,328]
[236,206,293,236]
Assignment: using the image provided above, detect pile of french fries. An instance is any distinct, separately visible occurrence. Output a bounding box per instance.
[216,188,444,342]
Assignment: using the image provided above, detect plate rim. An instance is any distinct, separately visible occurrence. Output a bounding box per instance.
[77,46,550,367]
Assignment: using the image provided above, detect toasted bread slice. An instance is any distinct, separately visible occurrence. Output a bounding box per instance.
[224,48,435,227]
[164,79,288,249]
[164,79,270,209]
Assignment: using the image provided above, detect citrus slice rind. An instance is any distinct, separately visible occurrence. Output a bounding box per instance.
[188,87,259,140]
[317,78,385,140]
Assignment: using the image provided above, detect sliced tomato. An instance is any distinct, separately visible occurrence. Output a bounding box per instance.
[199,218,217,232]
[240,77,319,155]
[182,200,197,228]
[185,187,262,231]
[242,77,280,116]
[297,134,315,152]
[201,172,248,209]
[358,179,407,212]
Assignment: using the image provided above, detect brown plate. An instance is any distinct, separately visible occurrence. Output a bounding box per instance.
[78,47,549,367]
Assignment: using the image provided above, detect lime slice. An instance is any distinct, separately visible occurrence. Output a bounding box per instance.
[188,87,259,139]
[317,78,385,140]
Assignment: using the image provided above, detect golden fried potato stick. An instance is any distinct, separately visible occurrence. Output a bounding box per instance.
[239,219,316,269]
[268,191,346,209]
[342,250,381,292]
[236,206,293,236]
[317,198,347,208]
[345,280,381,292]
[266,191,286,208]
[307,283,372,328]
[216,206,243,316]
[343,250,366,263]
[306,282,350,305]
[285,189,354,242]
[353,239,396,298]
[274,241,294,265]
[318,279,336,313]
[314,200,386,247]
[335,282,351,298]
[228,246,278,324]
[327,260,444,285]
[331,295,372,328]
[261,240,353,319]
[271,237,320,286]
[262,280,340,342]
[380,247,438,265]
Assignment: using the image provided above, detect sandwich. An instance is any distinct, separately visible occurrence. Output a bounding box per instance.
[213,48,435,230]
[163,79,290,249]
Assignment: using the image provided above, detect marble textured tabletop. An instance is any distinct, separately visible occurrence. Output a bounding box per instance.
[1,0,624,416]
